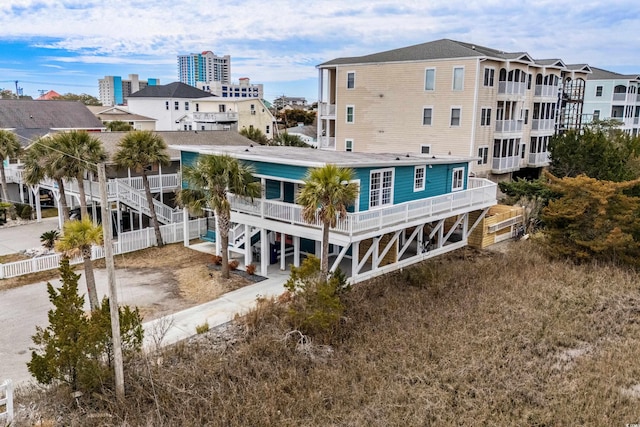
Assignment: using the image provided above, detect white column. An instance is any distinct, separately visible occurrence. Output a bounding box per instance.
[293,235,300,267]
[315,240,321,258]
[260,228,268,276]
[183,207,189,247]
[215,215,221,255]
[31,185,42,223]
[244,224,251,266]
[280,234,286,270]
[351,241,359,279]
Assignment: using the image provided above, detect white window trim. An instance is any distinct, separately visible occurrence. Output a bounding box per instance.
[347,71,356,89]
[346,105,355,124]
[420,144,431,155]
[452,167,465,192]
[450,106,462,127]
[452,66,465,91]
[345,138,354,152]
[483,67,495,87]
[422,106,433,126]
[424,67,436,91]
[369,168,394,209]
[414,165,426,192]
[477,145,489,165]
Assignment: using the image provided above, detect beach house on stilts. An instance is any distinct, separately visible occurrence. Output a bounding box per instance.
[173,144,497,283]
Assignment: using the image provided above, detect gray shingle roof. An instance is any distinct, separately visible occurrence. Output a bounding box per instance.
[128,82,216,99]
[588,66,640,81]
[0,100,105,146]
[93,130,254,160]
[318,39,532,67]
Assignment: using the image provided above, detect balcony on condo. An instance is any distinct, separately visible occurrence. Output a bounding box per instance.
[495,119,523,134]
[319,103,336,118]
[492,138,521,174]
[318,136,336,149]
[192,111,238,123]
[531,118,555,132]
[534,84,559,98]
[528,152,550,167]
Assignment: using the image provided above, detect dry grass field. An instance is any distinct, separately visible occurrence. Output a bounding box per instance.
[16,241,640,425]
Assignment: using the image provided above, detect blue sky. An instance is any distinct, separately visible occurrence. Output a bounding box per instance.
[1,0,639,103]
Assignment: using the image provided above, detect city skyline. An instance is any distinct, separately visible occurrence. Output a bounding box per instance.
[1,0,639,103]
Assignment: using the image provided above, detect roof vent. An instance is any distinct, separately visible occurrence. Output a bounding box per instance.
[245,149,249,152]
[395,157,400,160]
[405,154,410,157]
[471,45,476,50]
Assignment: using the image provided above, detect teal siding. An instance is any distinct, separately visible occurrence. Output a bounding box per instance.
[251,161,308,181]
[180,151,200,188]
[354,163,468,211]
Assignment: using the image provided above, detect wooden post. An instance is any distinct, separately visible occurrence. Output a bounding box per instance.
[98,163,125,400]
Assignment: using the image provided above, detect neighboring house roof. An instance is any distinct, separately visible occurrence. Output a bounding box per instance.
[171,144,476,169]
[85,105,157,123]
[35,90,62,100]
[0,99,105,145]
[93,130,254,160]
[284,125,317,139]
[564,64,592,73]
[588,66,640,81]
[128,82,216,99]
[534,59,566,68]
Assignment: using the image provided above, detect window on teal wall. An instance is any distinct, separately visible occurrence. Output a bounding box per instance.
[414,166,425,191]
[370,168,394,208]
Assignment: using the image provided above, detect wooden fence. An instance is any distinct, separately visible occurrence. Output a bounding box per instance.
[0,219,207,279]
[0,380,12,426]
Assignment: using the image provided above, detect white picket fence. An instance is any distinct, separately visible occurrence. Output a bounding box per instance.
[0,380,12,426]
[0,219,207,279]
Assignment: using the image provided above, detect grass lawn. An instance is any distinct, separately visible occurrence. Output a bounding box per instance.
[19,241,640,425]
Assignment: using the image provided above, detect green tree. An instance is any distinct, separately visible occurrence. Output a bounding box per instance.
[113,130,170,247]
[178,155,261,279]
[0,89,17,99]
[541,171,640,266]
[0,130,22,217]
[55,218,104,311]
[297,164,358,275]
[54,131,107,221]
[239,127,268,144]
[548,125,640,182]
[105,120,133,132]
[52,93,102,106]
[28,259,143,392]
[23,137,72,221]
[270,132,309,147]
[279,109,315,126]
[40,229,60,250]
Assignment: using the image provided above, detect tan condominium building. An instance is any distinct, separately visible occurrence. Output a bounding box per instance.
[317,39,591,180]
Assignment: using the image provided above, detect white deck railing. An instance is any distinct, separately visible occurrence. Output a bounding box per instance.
[0,218,206,279]
[229,178,497,236]
[0,380,12,426]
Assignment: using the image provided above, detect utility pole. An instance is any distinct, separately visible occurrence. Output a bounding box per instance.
[98,162,125,399]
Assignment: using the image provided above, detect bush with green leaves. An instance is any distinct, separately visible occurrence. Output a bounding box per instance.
[28,259,143,392]
[40,230,60,250]
[284,256,350,342]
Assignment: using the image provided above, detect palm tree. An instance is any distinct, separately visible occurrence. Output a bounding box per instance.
[54,131,107,221]
[0,130,23,218]
[55,218,103,311]
[178,155,261,279]
[105,120,133,132]
[270,132,308,147]
[239,127,268,144]
[23,137,71,221]
[113,130,170,247]
[297,164,359,275]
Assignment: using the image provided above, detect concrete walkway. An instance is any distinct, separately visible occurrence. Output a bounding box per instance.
[143,270,289,350]
[143,242,290,351]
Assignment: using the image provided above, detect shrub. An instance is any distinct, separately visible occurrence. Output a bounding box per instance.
[28,259,144,392]
[40,230,61,250]
[245,263,257,275]
[283,256,349,342]
[228,260,239,271]
[19,204,33,220]
[195,321,210,334]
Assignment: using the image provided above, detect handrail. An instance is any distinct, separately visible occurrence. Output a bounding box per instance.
[230,178,497,236]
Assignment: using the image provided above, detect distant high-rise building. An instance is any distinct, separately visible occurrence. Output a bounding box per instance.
[98,74,159,106]
[178,51,231,86]
[197,77,263,99]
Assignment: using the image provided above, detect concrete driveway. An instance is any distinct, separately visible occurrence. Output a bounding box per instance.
[0,267,179,386]
[0,217,60,256]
